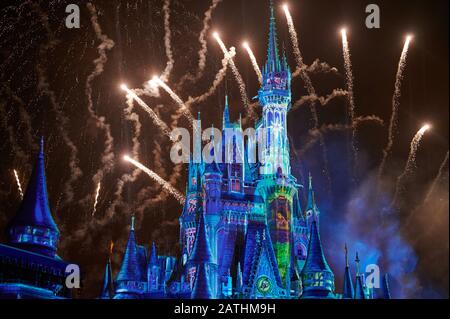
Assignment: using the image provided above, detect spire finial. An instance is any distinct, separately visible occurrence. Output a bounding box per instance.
[309,172,313,189]
[266,0,280,72]
[39,136,44,158]
[345,243,349,267]
[131,214,135,231]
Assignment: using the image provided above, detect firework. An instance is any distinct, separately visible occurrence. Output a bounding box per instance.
[92,182,101,216]
[425,151,449,203]
[213,32,250,110]
[341,28,358,179]
[243,42,263,84]
[123,155,185,204]
[121,84,173,139]
[379,35,413,179]
[150,77,194,123]
[392,124,430,208]
[13,169,24,199]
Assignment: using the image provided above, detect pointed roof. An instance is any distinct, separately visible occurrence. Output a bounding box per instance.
[222,95,230,129]
[8,137,59,233]
[306,173,315,213]
[191,263,214,299]
[189,212,214,264]
[301,220,333,274]
[100,258,114,299]
[354,252,366,299]
[342,243,355,299]
[265,0,281,73]
[149,242,158,267]
[116,216,143,282]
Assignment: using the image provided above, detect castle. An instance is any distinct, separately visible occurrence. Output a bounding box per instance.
[0,2,391,300]
[100,2,390,300]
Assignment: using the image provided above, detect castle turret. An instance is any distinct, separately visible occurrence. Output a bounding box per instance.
[305,173,320,229]
[300,220,335,299]
[7,137,60,258]
[114,216,145,299]
[190,212,216,299]
[258,0,292,176]
[354,252,366,299]
[342,243,355,299]
[148,242,160,292]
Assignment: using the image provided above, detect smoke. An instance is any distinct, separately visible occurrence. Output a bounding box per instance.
[325,171,420,299]
[160,0,174,82]
[378,36,412,179]
[185,47,235,108]
[293,58,339,77]
[34,3,82,204]
[292,89,348,110]
[178,0,223,85]
[85,2,115,192]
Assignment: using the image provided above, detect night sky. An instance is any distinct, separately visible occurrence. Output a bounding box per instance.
[0,0,448,298]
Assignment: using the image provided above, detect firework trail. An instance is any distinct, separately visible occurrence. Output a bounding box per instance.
[86,3,115,195]
[425,151,449,203]
[341,28,358,179]
[186,47,235,107]
[282,5,332,190]
[13,169,24,199]
[178,0,223,85]
[160,0,174,82]
[121,85,173,139]
[378,35,413,179]
[213,32,250,112]
[91,182,101,216]
[391,124,430,209]
[123,155,185,204]
[150,77,194,123]
[243,42,263,84]
[292,89,348,110]
[33,3,82,204]
[104,96,143,219]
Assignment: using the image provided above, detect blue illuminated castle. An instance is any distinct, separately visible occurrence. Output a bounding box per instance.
[103,2,391,300]
[0,138,78,299]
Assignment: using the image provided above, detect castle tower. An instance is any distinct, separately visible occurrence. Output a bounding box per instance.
[342,243,355,299]
[114,216,145,299]
[255,0,298,287]
[148,242,160,292]
[258,0,292,176]
[300,220,335,299]
[305,173,320,230]
[189,212,216,299]
[6,137,60,258]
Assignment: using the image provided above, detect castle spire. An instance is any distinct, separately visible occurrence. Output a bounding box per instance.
[265,0,280,73]
[99,241,115,299]
[191,263,213,299]
[115,216,143,284]
[342,243,355,299]
[7,136,60,257]
[354,252,366,299]
[189,212,214,264]
[300,220,335,298]
[149,241,158,267]
[223,95,230,129]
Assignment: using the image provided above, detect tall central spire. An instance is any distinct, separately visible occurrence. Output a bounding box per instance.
[266,0,280,73]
